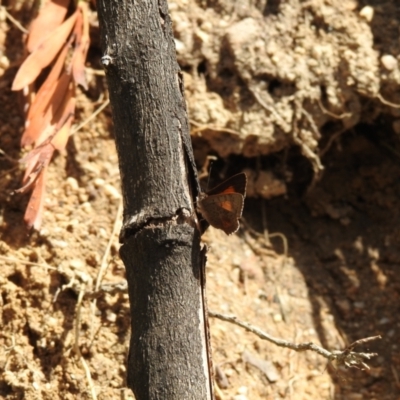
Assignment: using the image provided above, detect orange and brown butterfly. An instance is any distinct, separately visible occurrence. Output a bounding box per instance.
[197,172,247,235]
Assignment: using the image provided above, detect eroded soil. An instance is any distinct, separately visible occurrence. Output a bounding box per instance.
[1,1,400,399]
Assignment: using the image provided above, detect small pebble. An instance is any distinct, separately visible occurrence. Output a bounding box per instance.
[359,6,374,22]
[70,259,85,269]
[381,54,397,71]
[65,177,79,191]
[273,313,282,322]
[93,178,105,187]
[104,183,121,199]
[237,386,248,395]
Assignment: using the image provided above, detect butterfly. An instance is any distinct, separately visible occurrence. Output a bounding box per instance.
[197,172,247,235]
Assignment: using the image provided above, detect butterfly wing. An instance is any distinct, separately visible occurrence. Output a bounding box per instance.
[198,193,244,235]
[206,172,247,197]
[197,172,247,235]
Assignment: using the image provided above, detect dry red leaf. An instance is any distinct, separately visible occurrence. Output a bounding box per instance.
[22,72,72,146]
[20,151,42,189]
[21,107,52,147]
[50,82,75,151]
[26,41,70,123]
[14,1,89,230]
[24,166,48,230]
[19,138,54,186]
[27,0,71,52]
[72,2,90,89]
[47,73,72,123]
[12,11,77,91]
[52,111,74,151]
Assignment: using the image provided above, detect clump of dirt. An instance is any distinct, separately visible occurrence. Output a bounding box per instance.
[175,1,400,164]
[1,0,400,399]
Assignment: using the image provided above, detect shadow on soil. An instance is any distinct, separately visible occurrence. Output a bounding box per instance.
[245,125,400,399]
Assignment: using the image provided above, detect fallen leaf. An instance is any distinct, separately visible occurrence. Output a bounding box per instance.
[51,96,75,151]
[20,139,55,187]
[27,0,71,52]
[12,12,77,91]
[24,166,48,230]
[22,73,71,147]
[72,2,90,89]
[26,40,70,123]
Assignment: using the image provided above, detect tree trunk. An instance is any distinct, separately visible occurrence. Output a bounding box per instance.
[96,1,213,399]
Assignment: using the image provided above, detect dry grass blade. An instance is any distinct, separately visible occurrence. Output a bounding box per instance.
[27,0,71,52]
[12,11,77,91]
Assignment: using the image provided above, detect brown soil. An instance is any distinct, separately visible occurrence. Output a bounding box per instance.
[1,1,400,399]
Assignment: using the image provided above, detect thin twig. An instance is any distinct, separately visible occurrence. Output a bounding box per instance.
[250,89,289,131]
[357,89,400,109]
[74,285,98,400]
[291,99,324,193]
[0,255,57,270]
[317,98,352,120]
[319,127,347,157]
[84,280,127,300]
[0,165,22,181]
[3,7,28,33]
[209,311,380,370]
[301,107,321,140]
[94,198,123,292]
[85,67,106,76]
[189,119,241,136]
[71,98,110,135]
[90,198,123,338]
[376,93,400,109]
[0,148,20,164]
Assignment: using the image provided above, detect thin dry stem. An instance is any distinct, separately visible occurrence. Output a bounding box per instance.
[376,93,400,108]
[3,7,28,33]
[71,98,110,135]
[94,198,123,291]
[319,127,347,157]
[90,197,123,339]
[190,119,241,136]
[0,255,57,270]
[74,285,98,400]
[209,311,380,370]
[316,98,352,120]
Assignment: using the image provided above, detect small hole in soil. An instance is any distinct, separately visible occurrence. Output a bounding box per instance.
[24,322,40,349]
[197,60,207,75]
[263,0,282,15]
[268,79,283,94]
[7,271,25,287]
[180,64,192,74]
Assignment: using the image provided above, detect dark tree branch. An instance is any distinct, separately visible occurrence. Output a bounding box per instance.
[96,1,212,398]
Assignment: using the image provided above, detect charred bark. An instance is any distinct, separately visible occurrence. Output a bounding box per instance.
[96,1,212,398]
